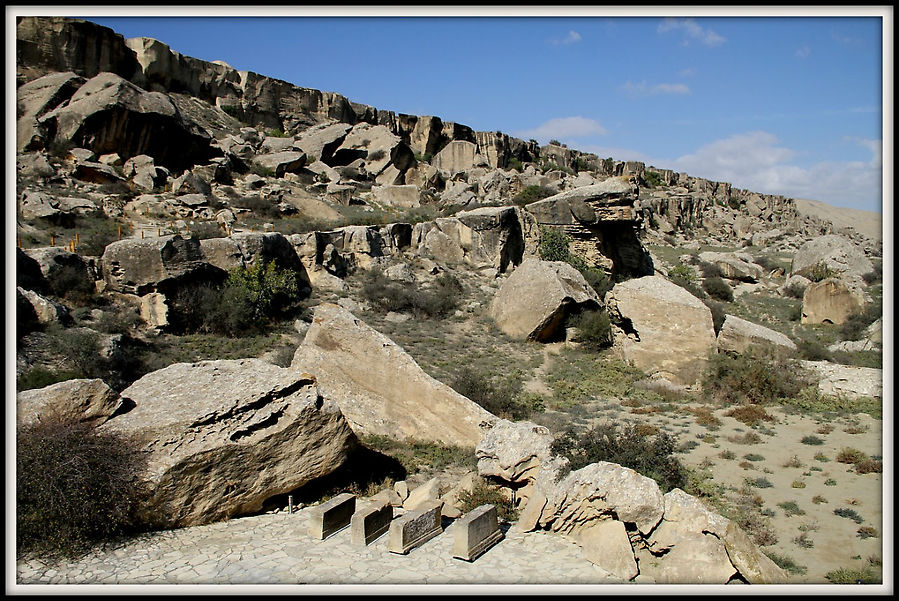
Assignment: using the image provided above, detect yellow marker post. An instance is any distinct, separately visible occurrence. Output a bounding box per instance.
[50,235,55,247]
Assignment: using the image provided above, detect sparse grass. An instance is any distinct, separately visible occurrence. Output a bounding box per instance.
[843,424,869,434]
[782,455,803,468]
[825,478,837,486]
[801,435,825,445]
[739,461,755,470]
[703,352,811,407]
[765,551,807,576]
[791,480,806,489]
[856,526,878,539]
[746,477,773,488]
[359,434,476,475]
[777,500,805,517]
[814,452,830,462]
[825,566,881,584]
[812,495,828,504]
[545,348,665,408]
[816,423,835,435]
[727,431,763,445]
[718,449,737,460]
[793,532,814,549]
[743,453,765,462]
[833,507,865,524]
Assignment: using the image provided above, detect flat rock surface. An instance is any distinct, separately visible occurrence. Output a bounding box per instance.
[15,507,615,585]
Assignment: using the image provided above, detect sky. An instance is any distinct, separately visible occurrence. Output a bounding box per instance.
[23,8,893,212]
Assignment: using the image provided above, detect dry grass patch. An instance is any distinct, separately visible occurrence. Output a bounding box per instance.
[689,406,723,429]
[727,431,763,445]
[724,404,775,426]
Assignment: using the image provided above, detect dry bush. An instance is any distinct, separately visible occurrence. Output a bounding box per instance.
[724,404,775,426]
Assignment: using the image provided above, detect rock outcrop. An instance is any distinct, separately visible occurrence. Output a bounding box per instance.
[801,278,866,325]
[105,359,357,528]
[290,303,496,446]
[801,361,883,401]
[716,315,797,356]
[790,234,874,282]
[489,258,601,342]
[606,275,717,387]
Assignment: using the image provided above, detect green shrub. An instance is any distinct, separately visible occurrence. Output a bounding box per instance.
[699,261,722,278]
[833,507,865,524]
[506,157,524,172]
[537,227,612,297]
[702,276,733,302]
[512,185,555,207]
[552,422,689,492]
[359,269,463,318]
[359,434,476,475]
[448,367,535,421]
[703,352,809,406]
[796,339,832,361]
[801,435,825,445]
[746,477,773,488]
[783,282,805,299]
[857,526,878,539]
[765,551,807,575]
[17,418,148,558]
[455,479,518,523]
[567,309,612,349]
[17,367,82,392]
[777,500,805,516]
[840,303,881,341]
[808,262,838,282]
[643,171,664,188]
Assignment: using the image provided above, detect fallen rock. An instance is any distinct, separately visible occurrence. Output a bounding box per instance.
[791,234,874,282]
[716,314,797,356]
[476,419,556,487]
[17,378,123,427]
[17,287,70,325]
[578,519,638,581]
[489,258,601,341]
[290,303,496,446]
[251,151,307,178]
[403,477,441,511]
[698,251,764,283]
[801,361,883,401]
[105,359,357,528]
[606,275,717,387]
[100,235,224,295]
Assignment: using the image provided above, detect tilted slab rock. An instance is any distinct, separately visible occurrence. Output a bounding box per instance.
[489,258,601,342]
[38,72,215,172]
[17,287,70,326]
[104,359,357,528]
[290,303,496,446]
[16,71,86,152]
[294,122,352,163]
[251,151,307,178]
[606,275,717,387]
[17,378,123,428]
[24,247,95,289]
[717,314,797,356]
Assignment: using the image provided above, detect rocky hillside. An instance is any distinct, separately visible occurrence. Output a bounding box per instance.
[14,16,884,585]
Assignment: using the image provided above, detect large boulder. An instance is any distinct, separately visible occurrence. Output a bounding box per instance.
[716,315,797,356]
[38,72,215,172]
[606,275,717,387]
[100,235,225,295]
[16,287,70,325]
[251,150,307,178]
[290,303,496,446]
[105,359,357,528]
[17,378,124,428]
[790,234,874,282]
[489,258,601,341]
[331,123,413,177]
[698,251,764,283]
[801,278,866,325]
[294,122,352,163]
[24,247,95,292]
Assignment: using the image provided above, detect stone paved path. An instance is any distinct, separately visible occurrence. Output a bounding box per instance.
[15,505,621,586]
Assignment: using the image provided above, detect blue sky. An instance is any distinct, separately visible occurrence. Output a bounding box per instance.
[73,11,888,212]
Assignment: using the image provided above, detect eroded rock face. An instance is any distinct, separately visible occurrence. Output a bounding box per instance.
[17,378,123,428]
[100,235,223,295]
[106,359,357,528]
[476,419,556,486]
[698,251,764,283]
[606,275,717,387]
[801,278,866,325]
[16,71,86,152]
[38,72,216,171]
[290,303,496,446]
[489,258,601,342]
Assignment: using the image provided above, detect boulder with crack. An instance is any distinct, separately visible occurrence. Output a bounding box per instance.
[104,359,357,528]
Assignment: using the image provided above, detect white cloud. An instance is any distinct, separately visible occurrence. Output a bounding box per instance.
[550,30,582,45]
[514,116,607,142]
[658,132,882,211]
[795,46,811,59]
[679,67,696,77]
[658,18,726,47]
[620,80,691,97]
